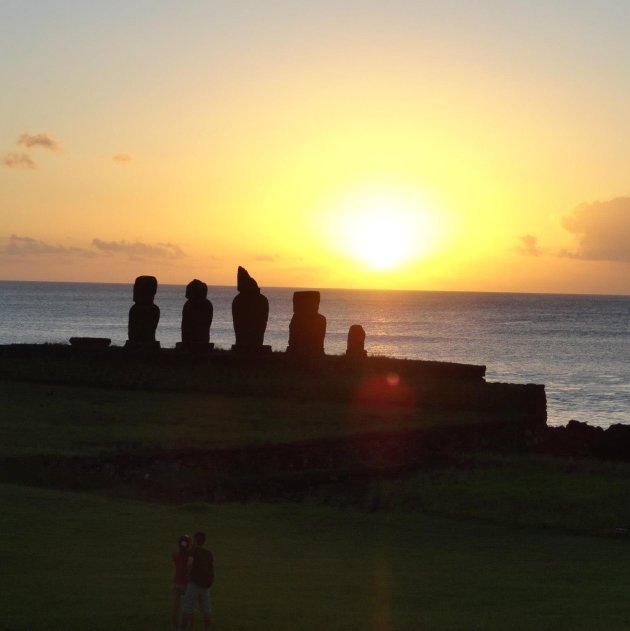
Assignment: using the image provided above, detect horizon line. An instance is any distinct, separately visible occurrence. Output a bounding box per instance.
[0,278,628,299]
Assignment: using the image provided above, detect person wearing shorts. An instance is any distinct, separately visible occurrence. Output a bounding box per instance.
[182,531,214,630]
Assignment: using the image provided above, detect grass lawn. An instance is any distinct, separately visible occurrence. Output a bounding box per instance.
[3,374,629,630]
[324,454,630,536]
[3,483,630,631]
[0,379,487,457]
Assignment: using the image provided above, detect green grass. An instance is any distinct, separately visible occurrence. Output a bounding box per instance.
[3,483,630,631]
[314,454,630,536]
[0,379,486,457]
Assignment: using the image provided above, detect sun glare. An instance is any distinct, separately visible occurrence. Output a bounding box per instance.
[328,189,442,271]
[350,212,412,269]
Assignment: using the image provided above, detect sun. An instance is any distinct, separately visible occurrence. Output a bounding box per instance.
[350,209,416,269]
[329,190,441,271]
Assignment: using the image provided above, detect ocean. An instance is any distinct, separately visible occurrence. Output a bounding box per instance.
[0,280,628,428]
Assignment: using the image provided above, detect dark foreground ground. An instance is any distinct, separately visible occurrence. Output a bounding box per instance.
[3,480,630,631]
[2,346,629,629]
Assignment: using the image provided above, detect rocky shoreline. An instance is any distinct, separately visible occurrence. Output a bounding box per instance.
[543,420,630,460]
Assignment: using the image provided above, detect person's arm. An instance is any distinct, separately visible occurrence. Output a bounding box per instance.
[209,552,214,588]
[186,553,194,581]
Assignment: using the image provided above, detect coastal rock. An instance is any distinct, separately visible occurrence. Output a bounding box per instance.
[179,279,213,351]
[542,420,604,458]
[508,420,630,462]
[287,291,326,357]
[565,419,604,452]
[231,266,270,352]
[598,423,630,460]
[69,337,111,350]
[126,276,160,348]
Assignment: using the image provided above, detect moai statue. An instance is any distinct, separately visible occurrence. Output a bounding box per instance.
[286,291,326,357]
[346,324,367,359]
[232,266,270,352]
[126,275,160,348]
[179,278,213,350]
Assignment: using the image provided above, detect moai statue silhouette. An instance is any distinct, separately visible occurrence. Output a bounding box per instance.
[179,278,213,350]
[126,275,160,349]
[232,266,270,353]
[287,291,326,357]
[346,324,367,359]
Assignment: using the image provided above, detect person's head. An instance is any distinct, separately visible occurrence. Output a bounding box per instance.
[193,532,206,547]
[178,534,191,556]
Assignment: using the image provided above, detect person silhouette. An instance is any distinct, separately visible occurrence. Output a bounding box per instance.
[181,532,214,631]
[171,534,191,631]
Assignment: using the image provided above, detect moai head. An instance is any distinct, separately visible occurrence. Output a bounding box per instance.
[185,278,208,301]
[237,266,260,294]
[133,275,158,305]
[293,291,320,317]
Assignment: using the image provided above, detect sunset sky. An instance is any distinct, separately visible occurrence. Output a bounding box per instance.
[2,1,630,294]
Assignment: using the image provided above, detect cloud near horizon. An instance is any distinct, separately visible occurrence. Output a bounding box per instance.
[252,253,304,263]
[515,234,541,257]
[2,153,36,169]
[3,235,96,258]
[561,197,630,262]
[17,132,61,152]
[1,236,186,264]
[112,153,132,164]
[91,239,185,261]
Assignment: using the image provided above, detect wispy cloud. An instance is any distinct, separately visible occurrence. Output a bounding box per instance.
[252,253,304,263]
[92,239,185,261]
[112,153,132,164]
[17,132,61,152]
[2,153,36,170]
[560,197,630,262]
[3,235,96,258]
[1,235,187,266]
[515,234,541,257]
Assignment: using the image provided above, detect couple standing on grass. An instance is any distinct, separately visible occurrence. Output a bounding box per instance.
[172,531,214,631]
